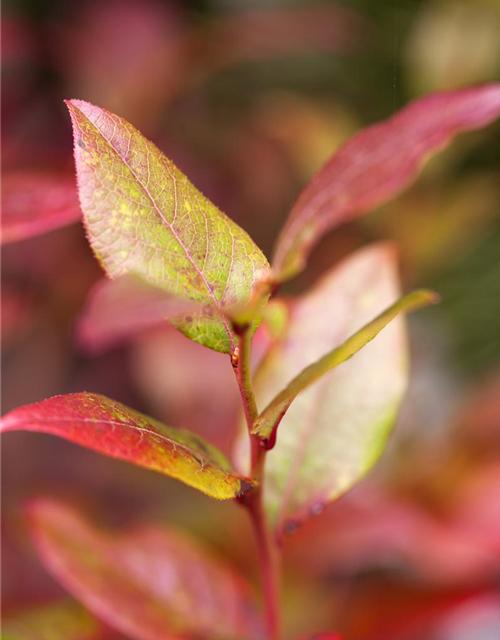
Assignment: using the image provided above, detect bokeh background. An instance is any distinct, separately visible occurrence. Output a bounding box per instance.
[2,0,500,638]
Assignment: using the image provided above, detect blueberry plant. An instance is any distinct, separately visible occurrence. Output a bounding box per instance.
[2,84,500,640]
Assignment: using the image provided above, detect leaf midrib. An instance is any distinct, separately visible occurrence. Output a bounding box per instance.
[5,415,222,471]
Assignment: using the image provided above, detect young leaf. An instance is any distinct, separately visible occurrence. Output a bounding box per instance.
[251,244,412,533]
[66,99,270,354]
[253,288,438,444]
[1,171,81,244]
[272,84,500,280]
[76,275,201,354]
[28,499,264,640]
[1,393,254,500]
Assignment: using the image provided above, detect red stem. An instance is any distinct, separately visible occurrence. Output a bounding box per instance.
[246,480,281,640]
[233,329,281,640]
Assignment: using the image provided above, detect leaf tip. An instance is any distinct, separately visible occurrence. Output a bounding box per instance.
[0,411,16,433]
[417,288,441,306]
[64,99,101,124]
[64,98,90,109]
[428,290,441,305]
[63,98,81,114]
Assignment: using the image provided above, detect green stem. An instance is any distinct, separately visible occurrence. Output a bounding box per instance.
[233,329,281,640]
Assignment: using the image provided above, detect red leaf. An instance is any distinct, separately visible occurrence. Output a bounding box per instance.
[336,579,489,640]
[286,486,499,585]
[1,171,81,244]
[1,392,255,500]
[28,499,264,640]
[272,84,500,280]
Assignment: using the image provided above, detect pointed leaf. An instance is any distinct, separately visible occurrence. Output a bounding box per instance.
[1,393,254,500]
[253,288,438,443]
[28,499,264,640]
[66,99,270,353]
[1,171,81,244]
[272,84,500,280]
[76,275,201,354]
[251,244,412,533]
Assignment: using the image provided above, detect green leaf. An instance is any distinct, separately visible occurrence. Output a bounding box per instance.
[247,244,422,533]
[66,100,270,354]
[1,393,254,500]
[253,288,438,443]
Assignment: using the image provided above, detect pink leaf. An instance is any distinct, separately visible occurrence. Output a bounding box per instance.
[286,486,499,585]
[28,499,264,640]
[76,276,201,354]
[1,171,81,244]
[272,84,500,280]
[245,244,409,534]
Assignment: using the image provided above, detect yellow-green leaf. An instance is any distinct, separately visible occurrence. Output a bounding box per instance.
[66,100,270,354]
[253,288,439,442]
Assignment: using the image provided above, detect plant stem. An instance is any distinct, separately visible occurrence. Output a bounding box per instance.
[233,329,281,640]
[233,328,259,438]
[246,483,281,640]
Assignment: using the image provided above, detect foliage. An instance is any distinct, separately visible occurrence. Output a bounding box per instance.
[2,3,500,635]
[2,82,499,639]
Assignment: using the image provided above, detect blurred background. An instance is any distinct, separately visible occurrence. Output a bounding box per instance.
[2,0,500,638]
